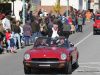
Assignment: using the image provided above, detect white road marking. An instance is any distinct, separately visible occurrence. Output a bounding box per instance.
[75,69,100,73]
[75,32,93,46]
[79,62,100,65]
[79,66,100,69]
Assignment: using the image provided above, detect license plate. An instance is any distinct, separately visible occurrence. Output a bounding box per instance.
[39,64,50,67]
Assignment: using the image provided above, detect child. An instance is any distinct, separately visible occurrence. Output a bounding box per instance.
[5,29,11,53]
[70,22,75,34]
[9,33,15,54]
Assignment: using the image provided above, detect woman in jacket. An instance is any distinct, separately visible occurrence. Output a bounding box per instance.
[14,22,21,49]
[23,21,32,46]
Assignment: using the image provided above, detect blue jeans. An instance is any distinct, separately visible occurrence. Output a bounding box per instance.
[76,25,78,31]
[14,33,21,48]
[25,36,30,45]
[29,20,31,23]
[31,33,36,43]
[38,30,41,37]
[7,41,11,50]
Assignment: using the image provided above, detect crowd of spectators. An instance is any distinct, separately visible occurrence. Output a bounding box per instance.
[0,8,95,54]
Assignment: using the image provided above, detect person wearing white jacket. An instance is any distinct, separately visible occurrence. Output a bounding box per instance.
[2,16,11,32]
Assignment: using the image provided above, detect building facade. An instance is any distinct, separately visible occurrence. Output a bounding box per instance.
[7,0,89,20]
[88,0,100,13]
[41,0,88,11]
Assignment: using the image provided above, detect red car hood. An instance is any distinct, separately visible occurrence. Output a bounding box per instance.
[27,47,68,58]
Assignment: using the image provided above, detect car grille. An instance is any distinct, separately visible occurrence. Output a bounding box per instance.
[31,58,59,62]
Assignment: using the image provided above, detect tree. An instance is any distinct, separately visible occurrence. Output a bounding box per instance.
[53,0,62,14]
[3,0,9,3]
[0,0,5,3]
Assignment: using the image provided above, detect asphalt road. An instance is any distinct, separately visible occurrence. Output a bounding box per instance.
[0,20,100,75]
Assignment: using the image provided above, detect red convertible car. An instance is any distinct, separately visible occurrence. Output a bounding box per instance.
[23,37,79,74]
[93,14,100,35]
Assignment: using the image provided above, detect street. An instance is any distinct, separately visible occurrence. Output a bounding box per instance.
[0,20,100,75]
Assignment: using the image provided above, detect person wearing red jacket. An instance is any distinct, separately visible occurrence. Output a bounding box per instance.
[67,16,72,24]
[0,13,5,19]
[5,29,11,53]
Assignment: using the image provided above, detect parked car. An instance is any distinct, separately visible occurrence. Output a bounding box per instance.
[23,36,79,74]
[93,14,100,35]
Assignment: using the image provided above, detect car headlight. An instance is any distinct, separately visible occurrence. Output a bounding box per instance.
[24,54,30,60]
[60,53,67,60]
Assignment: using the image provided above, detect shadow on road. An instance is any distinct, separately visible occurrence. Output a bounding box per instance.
[28,65,79,75]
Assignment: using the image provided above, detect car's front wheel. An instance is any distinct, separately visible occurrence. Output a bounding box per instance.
[24,66,31,74]
[73,59,78,69]
[64,60,72,74]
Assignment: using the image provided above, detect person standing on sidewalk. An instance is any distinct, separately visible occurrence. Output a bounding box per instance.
[23,21,32,46]
[30,19,38,44]
[62,19,71,38]
[37,18,42,37]
[14,22,21,49]
[5,29,11,53]
[48,18,54,29]
[2,16,11,33]
[75,15,78,32]
[70,22,75,34]
[77,14,83,32]
[9,33,15,54]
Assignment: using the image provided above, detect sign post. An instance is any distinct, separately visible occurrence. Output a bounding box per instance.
[23,0,25,26]
[66,0,69,17]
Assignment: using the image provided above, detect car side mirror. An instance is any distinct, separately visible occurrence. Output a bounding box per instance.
[70,42,74,47]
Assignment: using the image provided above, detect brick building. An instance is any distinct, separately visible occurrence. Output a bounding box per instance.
[34,0,88,16]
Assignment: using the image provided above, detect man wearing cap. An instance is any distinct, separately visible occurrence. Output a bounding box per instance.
[40,21,63,38]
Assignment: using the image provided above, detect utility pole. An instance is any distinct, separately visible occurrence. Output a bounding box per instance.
[23,0,25,26]
[84,0,86,10]
[93,4,94,13]
[12,1,15,16]
[66,0,69,17]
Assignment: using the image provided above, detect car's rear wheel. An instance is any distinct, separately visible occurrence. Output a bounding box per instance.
[93,31,96,35]
[24,66,31,74]
[73,59,78,69]
[64,60,72,74]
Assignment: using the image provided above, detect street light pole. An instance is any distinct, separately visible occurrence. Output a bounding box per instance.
[23,0,25,26]
[12,1,15,16]
[93,4,94,13]
[66,0,69,17]
[84,0,86,10]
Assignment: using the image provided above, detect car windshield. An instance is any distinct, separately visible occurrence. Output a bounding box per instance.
[96,16,100,20]
[34,38,69,48]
